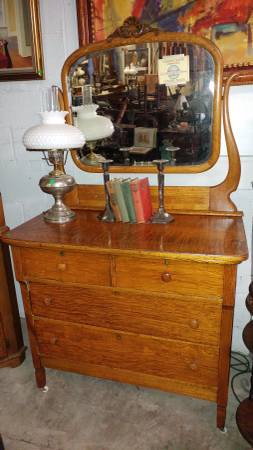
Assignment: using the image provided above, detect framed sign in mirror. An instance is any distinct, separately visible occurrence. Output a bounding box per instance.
[0,0,44,81]
[76,0,253,85]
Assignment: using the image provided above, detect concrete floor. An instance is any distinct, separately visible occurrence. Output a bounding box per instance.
[0,321,251,450]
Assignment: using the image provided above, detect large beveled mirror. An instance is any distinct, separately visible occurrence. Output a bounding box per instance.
[0,0,44,81]
[61,18,223,173]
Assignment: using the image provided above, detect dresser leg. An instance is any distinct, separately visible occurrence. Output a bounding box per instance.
[217,404,226,430]
[19,283,47,389]
[35,367,46,388]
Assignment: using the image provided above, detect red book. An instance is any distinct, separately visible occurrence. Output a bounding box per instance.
[130,177,152,223]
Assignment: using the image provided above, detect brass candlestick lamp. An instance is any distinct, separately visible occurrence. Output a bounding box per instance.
[99,159,115,222]
[23,86,85,223]
[151,160,174,224]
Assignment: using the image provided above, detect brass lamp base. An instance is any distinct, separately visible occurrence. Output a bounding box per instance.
[81,152,106,165]
[39,150,76,224]
[40,173,76,224]
[43,207,75,223]
[42,199,75,224]
[81,141,106,165]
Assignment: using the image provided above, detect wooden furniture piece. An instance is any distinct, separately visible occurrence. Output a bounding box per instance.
[2,19,248,431]
[0,194,26,368]
[3,204,247,430]
[236,282,253,445]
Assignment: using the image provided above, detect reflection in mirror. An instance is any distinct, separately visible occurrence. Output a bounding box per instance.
[0,0,44,81]
[69,42,214,168]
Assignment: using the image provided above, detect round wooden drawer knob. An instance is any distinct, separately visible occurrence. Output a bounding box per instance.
[189,361,198,371]
[189,319,199,329]
[161,272,171,282]
[50,337,58,345]
[58,263,66,271]
[44,297,52,306]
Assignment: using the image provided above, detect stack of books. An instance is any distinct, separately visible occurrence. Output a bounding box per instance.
[107,177,153,223]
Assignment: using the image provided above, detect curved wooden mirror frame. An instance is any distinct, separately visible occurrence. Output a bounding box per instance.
[61,20,224,175]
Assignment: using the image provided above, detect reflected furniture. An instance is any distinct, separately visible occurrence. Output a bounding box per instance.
[2,18,248,430]
[0,194,25,368]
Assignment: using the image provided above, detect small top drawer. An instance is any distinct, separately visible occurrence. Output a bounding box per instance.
[115,256,223,298]
[20,248,111,286]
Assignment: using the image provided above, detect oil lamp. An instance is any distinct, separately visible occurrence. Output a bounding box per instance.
[23,86,85,223]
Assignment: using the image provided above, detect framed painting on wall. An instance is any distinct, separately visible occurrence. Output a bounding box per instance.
[76,0,253,85]
[0,0,44,81]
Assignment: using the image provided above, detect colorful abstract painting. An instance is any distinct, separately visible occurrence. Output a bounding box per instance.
[77,0,253,82]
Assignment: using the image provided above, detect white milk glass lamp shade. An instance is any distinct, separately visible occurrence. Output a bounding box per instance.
[77,104,114,141]
[23,111,85,150]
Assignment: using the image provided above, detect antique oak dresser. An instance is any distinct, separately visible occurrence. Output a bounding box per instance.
[2,20,248,430]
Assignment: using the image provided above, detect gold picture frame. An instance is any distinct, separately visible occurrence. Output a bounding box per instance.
[0,0,44,81]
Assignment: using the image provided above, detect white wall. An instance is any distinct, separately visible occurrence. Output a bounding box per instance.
[0,0,252,352]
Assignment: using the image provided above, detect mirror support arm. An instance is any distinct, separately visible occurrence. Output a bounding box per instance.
[210,73,241,212]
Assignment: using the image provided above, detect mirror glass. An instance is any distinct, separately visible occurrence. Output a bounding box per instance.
[69,42,214,168]
[0,0,44,81]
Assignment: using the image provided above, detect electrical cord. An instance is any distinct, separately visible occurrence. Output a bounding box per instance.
[230,351,251,403]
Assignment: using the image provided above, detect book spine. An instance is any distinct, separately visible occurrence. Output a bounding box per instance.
[114,180,129,223]
[107,180,122,222]
[121,181,136,223]
[139,177,153,222]
[130,180,145,223]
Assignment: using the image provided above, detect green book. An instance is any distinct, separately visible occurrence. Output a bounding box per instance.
[112,179,129,223]
[121,179,136,223]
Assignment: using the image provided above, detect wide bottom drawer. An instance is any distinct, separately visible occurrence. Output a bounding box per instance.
[35,317,219,388]
[41,355,217,401]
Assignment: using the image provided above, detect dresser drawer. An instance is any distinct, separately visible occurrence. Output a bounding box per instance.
[115,256,223,298]
[20,248,110,286]
[30,283,222,346]
[35,317,219,388]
